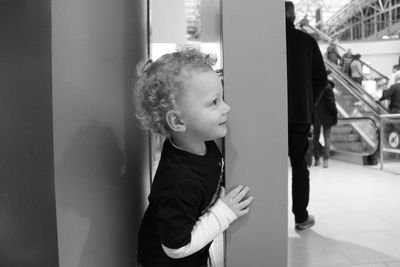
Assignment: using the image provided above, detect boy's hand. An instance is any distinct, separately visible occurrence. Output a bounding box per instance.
[219,185,253,218]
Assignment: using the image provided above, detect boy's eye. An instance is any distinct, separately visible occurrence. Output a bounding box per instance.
[212,99,219,106]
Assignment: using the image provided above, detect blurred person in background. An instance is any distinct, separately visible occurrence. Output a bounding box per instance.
[377,83,400,114]
[326,38,341,65]
[388,64,400,88]
[349,54,365,85]
[340,49,352,76]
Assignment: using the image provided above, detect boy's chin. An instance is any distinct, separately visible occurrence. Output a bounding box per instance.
[205,132,227,141]
[215,129,228,139]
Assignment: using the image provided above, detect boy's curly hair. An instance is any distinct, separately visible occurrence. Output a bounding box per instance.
[133,46,217,137]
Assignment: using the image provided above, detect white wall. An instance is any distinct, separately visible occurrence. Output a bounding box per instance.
[52,0,148,266]
[223,1,288,266]
[151,0,186,43]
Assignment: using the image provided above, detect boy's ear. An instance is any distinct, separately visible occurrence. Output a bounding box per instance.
[166,110,186,132]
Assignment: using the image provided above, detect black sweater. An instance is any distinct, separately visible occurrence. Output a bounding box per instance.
[138,140,223,267]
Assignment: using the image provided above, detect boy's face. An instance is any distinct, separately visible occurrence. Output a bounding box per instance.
[179,70,230,141]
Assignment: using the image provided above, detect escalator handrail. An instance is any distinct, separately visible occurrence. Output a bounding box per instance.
[325,59,390,115]
[338,116,379,131]
[329,61,390,115]
[326,60,379,113]
[380,113,400,119]
[326,62,381,117]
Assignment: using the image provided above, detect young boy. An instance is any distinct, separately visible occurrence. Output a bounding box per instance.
[134,46,253,267]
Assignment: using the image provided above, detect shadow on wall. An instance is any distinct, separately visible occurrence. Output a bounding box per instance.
[56,120,139,267]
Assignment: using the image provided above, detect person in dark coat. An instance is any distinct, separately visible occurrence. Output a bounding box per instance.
[285,1,328,231]
[349,54,365,85]
[313,74,338,168]
[378,83,400,114]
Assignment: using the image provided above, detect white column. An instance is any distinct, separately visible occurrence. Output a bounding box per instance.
[222,1,288,266]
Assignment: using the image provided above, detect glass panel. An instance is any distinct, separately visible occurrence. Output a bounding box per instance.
[148,0,224,266]
[381,115,400,150]
[380,114,400,173]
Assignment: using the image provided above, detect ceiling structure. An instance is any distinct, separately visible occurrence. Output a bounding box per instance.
[292,0,351,27]
[292,0,400,41]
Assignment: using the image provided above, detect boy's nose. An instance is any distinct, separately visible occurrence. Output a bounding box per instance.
[222,101,230,113]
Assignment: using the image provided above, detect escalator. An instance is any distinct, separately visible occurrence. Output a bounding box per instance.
[325,59,389,165]
[300,23,392,165]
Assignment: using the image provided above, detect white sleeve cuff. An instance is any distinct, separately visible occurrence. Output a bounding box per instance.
[209,199,237,230]
[161,199,237,259]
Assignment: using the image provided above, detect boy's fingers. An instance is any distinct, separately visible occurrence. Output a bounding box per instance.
[237,196,253,209]
[238,207,250,216]
[227,185,243,197]
[233,186,249,202]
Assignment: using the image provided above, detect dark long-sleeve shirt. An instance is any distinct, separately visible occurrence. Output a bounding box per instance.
[138,140,223,267]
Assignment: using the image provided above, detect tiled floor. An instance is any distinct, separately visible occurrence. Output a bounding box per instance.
[288,159,400,267]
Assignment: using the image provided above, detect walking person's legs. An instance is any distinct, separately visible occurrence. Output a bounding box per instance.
[288,123,315,230]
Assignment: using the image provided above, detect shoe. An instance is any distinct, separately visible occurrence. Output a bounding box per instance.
[314,159,320,166]
[295,215,315,231]
[323,160,328,168]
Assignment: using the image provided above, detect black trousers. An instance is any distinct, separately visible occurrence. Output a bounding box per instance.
[288,123,310,223]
